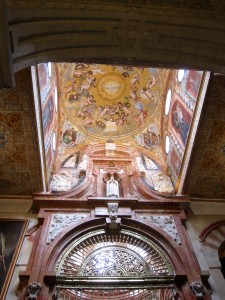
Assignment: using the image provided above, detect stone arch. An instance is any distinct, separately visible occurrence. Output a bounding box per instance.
[44,217,186,274]
[199,220,225,252]
[199,220,225,276]
[41,216,191,299]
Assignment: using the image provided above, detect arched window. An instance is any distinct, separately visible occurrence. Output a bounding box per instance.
[165,89,172,115]
[165,135,170,154]
[52,132,56,152]
[177,69,185,83]
[47,62,52,78]
[54,86,58,112]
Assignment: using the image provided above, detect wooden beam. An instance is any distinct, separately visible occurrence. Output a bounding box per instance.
[0,1,14,88]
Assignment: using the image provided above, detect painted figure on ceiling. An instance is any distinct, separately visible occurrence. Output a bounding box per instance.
[143,123,160,148]
[173,104,190,145]
[42,96,54,135]
[63,64,160,137]
[63,128,77,146]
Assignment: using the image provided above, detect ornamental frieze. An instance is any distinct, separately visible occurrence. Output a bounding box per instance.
[140,215,181,245]
[47,213,88,244]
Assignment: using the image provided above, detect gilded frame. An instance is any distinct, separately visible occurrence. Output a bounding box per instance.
[0,219,28,299]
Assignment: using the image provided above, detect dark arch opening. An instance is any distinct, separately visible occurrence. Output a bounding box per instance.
[218,241,225,279]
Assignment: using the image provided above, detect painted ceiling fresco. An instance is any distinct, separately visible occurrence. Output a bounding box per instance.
[60,64,161,139]
[36,63,206,194]
[56,63,167,166]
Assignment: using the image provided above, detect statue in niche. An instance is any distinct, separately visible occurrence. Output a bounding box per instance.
[107,175,119,198]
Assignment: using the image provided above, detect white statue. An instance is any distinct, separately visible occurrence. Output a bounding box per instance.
[107,175,119,198]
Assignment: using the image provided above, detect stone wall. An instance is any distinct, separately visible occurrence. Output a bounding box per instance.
[0,69,42,195]
[187,214,225,300]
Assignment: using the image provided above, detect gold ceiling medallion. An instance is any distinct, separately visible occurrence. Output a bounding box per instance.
[98,73,125,101]
[62,64,160,139]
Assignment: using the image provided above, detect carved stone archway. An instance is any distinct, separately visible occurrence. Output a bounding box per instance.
[33,216,203,300]
[198,220,225,298]
[55,228,175,299]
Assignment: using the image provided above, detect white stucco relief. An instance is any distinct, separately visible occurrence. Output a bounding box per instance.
[47,213,88,244]
[140,215,181,245]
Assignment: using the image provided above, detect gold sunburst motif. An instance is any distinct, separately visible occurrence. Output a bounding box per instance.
[97,73,125,101]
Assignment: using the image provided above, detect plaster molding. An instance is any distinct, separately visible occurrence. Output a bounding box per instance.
[0,196,33,213]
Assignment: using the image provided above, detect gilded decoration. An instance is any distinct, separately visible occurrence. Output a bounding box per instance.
[60,64,161,139]
[56,287,175,300]
[53,63,168,190]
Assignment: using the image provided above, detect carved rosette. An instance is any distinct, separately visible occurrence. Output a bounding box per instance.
[47,213,88,244]
[140,215,181,245]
